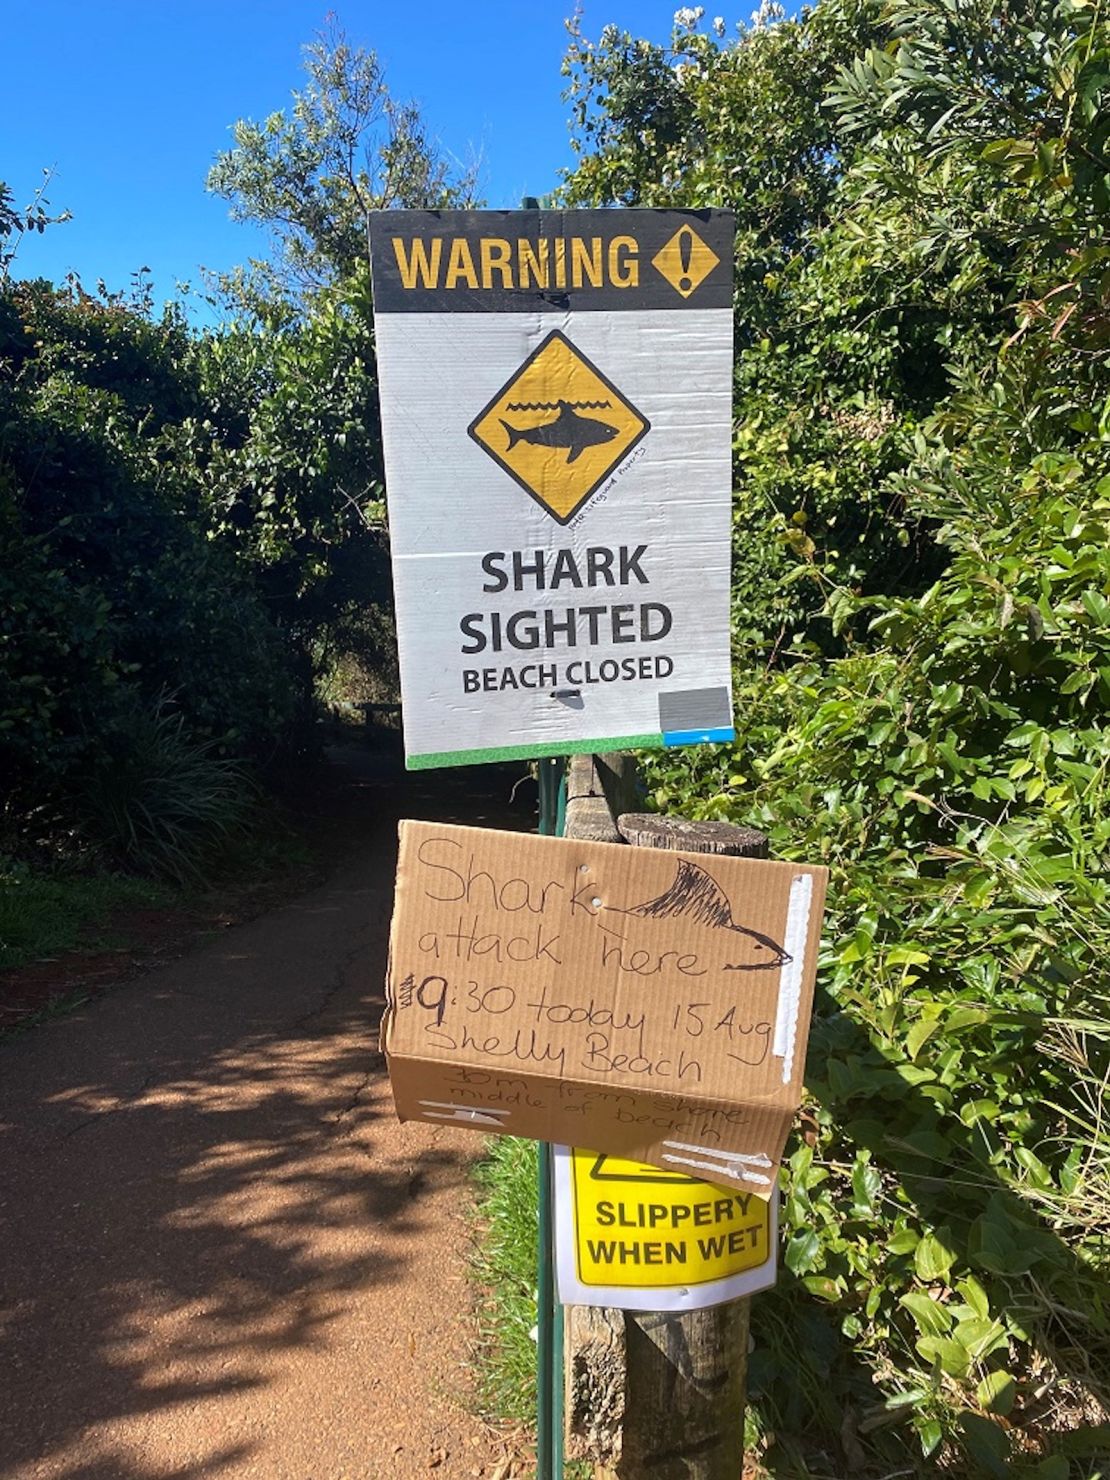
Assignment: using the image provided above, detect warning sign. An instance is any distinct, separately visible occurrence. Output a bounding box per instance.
[553,1145,777,1311]
[468,330,650,524]
[583,1153,696,1185]
[368,207,736,770]
[651,224,721,300]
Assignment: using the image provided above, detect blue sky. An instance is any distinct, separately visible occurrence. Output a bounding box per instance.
[5,1,707,317]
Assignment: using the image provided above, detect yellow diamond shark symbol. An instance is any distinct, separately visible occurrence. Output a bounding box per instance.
[468,330,650,524]
[651,223,720,299]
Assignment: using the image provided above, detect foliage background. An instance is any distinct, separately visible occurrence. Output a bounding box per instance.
[0,272,387,873]
[0,34,454,878]
[560,0,1110,1472]
[3,5,1109,1474]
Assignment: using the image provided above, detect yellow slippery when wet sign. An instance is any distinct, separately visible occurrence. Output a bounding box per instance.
[572,1151,769,1287]
[554,1146,778,1311]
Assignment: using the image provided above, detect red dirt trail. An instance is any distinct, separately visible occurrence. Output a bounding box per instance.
[0,748,534,1480]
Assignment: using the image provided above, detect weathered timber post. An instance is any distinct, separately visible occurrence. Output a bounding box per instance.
[563,755,767,1480]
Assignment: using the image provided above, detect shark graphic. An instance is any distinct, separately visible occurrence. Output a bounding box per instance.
[501,401,620,464]
[612,858,791,972]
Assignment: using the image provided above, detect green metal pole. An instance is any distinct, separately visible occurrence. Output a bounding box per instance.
[536,758,566,1480]
[538,758,561,838]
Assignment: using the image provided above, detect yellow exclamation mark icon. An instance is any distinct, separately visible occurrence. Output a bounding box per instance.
[651,223,721,298]
[678,226,694,293]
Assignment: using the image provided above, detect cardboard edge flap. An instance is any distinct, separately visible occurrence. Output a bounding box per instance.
[380,1003,395,1059]
[380,930,397,1057]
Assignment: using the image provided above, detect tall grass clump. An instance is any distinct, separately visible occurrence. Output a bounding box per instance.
[80,697,254,884]
[470,1136,540,1424]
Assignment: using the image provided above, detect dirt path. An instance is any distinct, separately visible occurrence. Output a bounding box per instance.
[0,749,534,1480]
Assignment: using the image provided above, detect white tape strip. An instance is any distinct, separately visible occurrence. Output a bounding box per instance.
[418,1100,511,1126]
[660,1141,773,1186]
[772,872,814,1084]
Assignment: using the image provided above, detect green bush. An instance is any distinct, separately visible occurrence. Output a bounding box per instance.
[79,696,254,882]
[0,270,391,863]
[646,461,1110,1467]
[567,0,1110,1470]
[562,2,957,658]
[1,283,299,798]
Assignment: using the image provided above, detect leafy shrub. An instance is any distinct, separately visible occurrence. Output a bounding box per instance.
[646,455,1110,1464]
[562,2,956,659]
[580,0,1110,1469]
[1,281,300,783]
[2,157,395,872]
[0,272,388,861]
[79,696,254,882]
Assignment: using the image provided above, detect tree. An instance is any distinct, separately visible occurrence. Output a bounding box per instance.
[204,26,467,700]
[0,174,70,282]
[206,26,479,315]
[561,4,948,659]
[0,277,299,859]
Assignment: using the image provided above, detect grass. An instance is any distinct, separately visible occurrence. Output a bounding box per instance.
[470,1136,541,1425]
[0,863,173,971]
[468,1134,866,1477]
[468,1138,592,1480]
[0,795,317,976]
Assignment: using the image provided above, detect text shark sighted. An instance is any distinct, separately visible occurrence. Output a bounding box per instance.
[459,544,675,695]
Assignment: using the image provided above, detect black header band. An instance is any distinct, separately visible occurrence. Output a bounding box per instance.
[369,208,734,314]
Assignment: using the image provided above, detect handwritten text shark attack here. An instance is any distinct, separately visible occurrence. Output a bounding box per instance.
[460,544,675,695]
[392,836,778,1084]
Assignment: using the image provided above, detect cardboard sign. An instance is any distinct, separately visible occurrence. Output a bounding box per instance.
[382,822,828,1191]
[553,1147,778,1311]
[368,208,735,770]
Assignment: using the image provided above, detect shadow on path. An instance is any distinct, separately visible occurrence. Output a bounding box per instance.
[0,750,533,1479]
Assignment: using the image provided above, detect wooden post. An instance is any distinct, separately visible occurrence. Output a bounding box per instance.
[563,774,768,1480]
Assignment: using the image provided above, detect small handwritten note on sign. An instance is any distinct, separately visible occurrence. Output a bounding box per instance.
[553,1147,778,1311]
[382,822,828,1191]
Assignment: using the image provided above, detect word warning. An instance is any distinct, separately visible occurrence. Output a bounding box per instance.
[368,207,735,770]
[553,1148,777,1311]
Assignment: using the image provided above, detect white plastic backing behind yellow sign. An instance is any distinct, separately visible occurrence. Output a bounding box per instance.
[553,1145,777,1311]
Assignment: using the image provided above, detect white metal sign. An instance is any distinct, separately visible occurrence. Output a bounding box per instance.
[369,209,735,770]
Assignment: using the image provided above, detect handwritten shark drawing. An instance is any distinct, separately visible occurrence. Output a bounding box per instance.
[611,858,791,973]
[501,400,620,464]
